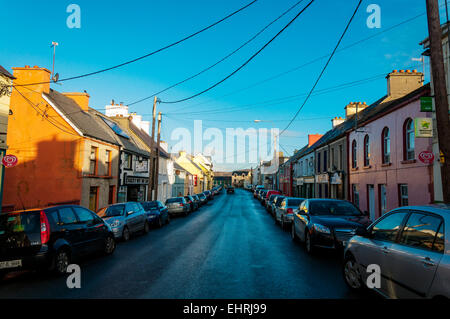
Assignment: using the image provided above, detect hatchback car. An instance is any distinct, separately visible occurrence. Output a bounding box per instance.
[275,197,305,229]
[271,196,285,217]
[0,205,115,278]
[266,194,278,213]
[197,193,208,205]
[291,199,371,254]
[165,197,190,216]
[97,202,149,241]
[192,195,202,207]
[204,190,213,200]
[140,201,170,228]
[184,195,198,212]
[343,205,449,299]
[264,190,281,208]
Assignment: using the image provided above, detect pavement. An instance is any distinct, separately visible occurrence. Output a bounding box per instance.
[0,189,374,298]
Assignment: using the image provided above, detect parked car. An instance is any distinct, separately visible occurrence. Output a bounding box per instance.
[165,197,190,216]
[192,195,202,208]
[270,195,285,217]
[266,194,278,213]
[0,205,116,278]
[140,201,170,228]
[291,199,371,254]
[264,190,281,207]
[275,197,306,230]
[204,190,213,200]
[97,202,149,241]
[184,195,198,212]
[197,193,208,205]
[342,205,449,299]
[253,186,264,198]
[227,186,235,194]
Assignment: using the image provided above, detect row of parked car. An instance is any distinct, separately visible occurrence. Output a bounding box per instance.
[0,186,223,280]
[251,185,450,299]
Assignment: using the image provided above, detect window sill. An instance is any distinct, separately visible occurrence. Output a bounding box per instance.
[401,159,416,165]
[363,165,372,169]
[351,167,359,171]
[84,174,114,179]
[381,162,392,167]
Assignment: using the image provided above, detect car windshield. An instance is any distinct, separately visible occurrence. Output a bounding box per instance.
[310,201,363,216]
[98,205,124,217]
[166,198,182,203]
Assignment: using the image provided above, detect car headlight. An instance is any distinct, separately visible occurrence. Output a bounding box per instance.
[313,223,331,234]
[110,219,121,227]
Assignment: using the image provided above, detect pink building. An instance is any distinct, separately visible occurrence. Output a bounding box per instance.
[348,70,433,221]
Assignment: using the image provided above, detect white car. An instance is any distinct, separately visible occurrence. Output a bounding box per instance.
[343,205,449,299]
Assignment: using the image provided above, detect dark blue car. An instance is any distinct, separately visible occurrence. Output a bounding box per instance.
[140,201,170,228]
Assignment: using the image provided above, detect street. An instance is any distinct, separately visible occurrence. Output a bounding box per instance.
[0,189,370,298]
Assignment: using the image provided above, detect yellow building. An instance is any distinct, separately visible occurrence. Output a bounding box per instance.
[192,154,214,190]
[174,151,205,194]
[0,66,15,212]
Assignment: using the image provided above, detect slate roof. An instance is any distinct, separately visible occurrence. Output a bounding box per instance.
[43,89,119,145]
[128,121,169,159]
[291,83,431,159]
[0,65,15,79]
[89,109,150,157]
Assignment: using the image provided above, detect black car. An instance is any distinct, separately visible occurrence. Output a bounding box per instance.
[204,190,213,201]
[140,201,170,228]
[291,199,371,254]
[226,186,235,194]
[0,205,116,279]
[192,195,202,208]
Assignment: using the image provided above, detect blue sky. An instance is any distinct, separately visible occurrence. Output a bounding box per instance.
[2,0,447,171]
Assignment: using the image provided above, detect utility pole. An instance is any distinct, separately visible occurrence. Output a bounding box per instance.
[154,112,162,200]
[426,0,450,203]
[149,96,158,201]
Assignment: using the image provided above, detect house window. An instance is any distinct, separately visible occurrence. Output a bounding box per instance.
[89,186,99,212]
[352,140,357,168]
[399,184,408,206]
[330,147,335,170]
[404,118,415,160]
[382,127,390,164]
[89,146,98,175]
[323,150,328,172]
[105,150,112,176]
[379,184,387,215]
[339,144,343,170]
[352,184,359,207]
[124,153,132,170]
[364,135,370,166]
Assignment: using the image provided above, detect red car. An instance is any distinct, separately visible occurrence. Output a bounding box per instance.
[264,190,281,207]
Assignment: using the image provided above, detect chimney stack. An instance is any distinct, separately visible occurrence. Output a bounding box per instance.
[63,92,90,111]
[12,65,51,94]
[308,134,323,147]
[331,116,345,128]
[345,102,368,119]
[386,69,423,99]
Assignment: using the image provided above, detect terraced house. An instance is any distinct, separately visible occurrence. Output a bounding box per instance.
[3,66,120,212]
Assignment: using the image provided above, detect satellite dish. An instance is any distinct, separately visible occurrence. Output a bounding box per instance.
[52,73,59,83]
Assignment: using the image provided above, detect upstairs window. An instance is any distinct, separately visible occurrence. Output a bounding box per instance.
[404,118,415,160]
[89,146,98,175]
[352,140,357,168]
[364,135,370,167]
[382,127,390,164]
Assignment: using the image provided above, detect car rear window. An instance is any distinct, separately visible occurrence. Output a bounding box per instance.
[58,207,78,224]
[98,205,125,218]
[166,198,182,203]
[0,212,40,236]
[288,198,305,207]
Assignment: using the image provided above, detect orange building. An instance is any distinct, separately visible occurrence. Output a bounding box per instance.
[2,66,120,212]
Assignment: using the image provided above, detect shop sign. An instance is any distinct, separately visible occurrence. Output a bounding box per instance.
[420,97,433,112]
[1,154,18,168]
[414,117,433,138]
[330,172,342,185]
[418,151,435,164]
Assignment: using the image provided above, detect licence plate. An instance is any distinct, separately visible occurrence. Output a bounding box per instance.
[0,259,22,269]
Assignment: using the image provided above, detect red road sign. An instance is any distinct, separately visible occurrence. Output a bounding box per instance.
[418,151,435,164]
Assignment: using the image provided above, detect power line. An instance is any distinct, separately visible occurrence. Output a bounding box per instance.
[160,0,316,104]
[280,0,363,136]
[173,8,430,113]
[127,0,306,106]
[14,0,259,87]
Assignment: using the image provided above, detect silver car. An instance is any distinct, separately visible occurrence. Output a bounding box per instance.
[97,202,149,241]
[343,205,449,299]
[275,197,305,230]
[165,197,190,216]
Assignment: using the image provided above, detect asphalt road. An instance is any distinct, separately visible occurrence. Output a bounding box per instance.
[0,189,371,298]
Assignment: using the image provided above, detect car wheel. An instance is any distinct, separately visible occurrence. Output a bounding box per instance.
[54,249,70,275]
[305,231,314,254]
[104,235,116,255]
[143,221,150,234]
[343,255,364,291]
[122,227,130,241]
[158,217,163,228]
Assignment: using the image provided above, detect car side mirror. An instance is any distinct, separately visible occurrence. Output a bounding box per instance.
[127,211,134,216]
